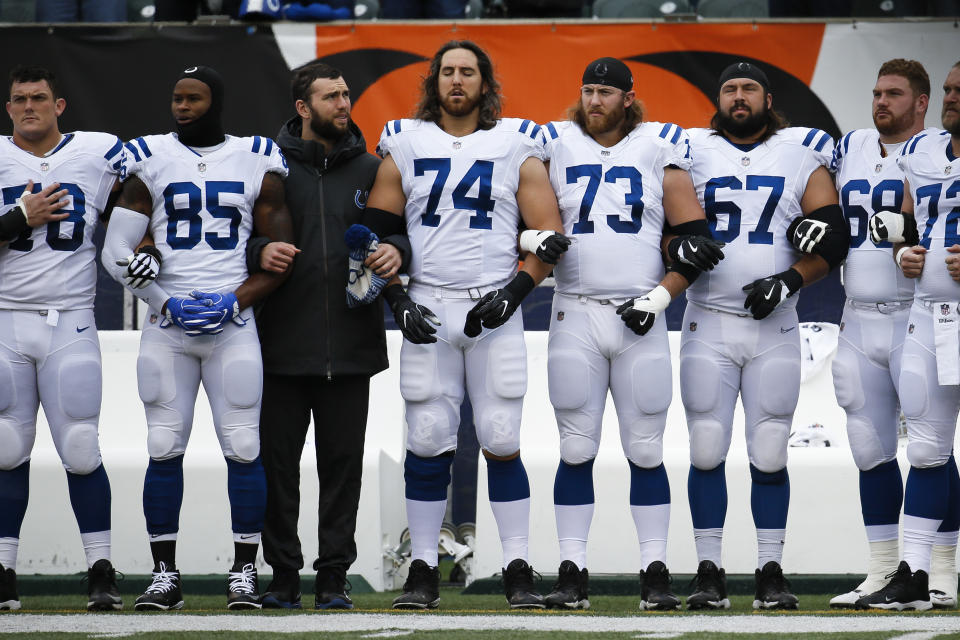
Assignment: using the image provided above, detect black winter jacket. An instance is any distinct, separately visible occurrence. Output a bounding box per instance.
[249,118,399,378]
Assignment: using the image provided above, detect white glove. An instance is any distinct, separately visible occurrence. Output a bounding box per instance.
[791,218,830,253]
[519,229,572,264]
[116,248,161,289]
[869,210,907,244]
[616,285,671,336]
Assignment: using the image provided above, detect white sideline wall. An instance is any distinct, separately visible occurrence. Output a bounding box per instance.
[18,330,958,588]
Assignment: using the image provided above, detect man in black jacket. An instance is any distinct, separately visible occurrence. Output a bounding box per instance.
[247,61,407,609]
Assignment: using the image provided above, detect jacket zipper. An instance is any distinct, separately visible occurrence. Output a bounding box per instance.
[317,159,333,381]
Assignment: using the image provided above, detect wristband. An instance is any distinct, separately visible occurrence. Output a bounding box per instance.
[895,246,910,269]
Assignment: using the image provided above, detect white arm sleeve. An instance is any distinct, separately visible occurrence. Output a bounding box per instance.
[102,206,171,313]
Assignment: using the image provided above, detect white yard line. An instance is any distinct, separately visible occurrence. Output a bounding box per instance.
[886,634,948,640]
[4,614,960,634]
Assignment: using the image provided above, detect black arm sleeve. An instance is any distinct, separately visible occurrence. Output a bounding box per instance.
[246,235,270,274]
[0,207,28,242]
[665,218,712,237]
[667,261,701,285]
[806,203,849,269]
[362,207,405,238]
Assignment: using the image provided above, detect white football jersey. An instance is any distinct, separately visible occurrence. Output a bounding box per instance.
[376,118,544,289]
[542,120,692,298]
[834,128,927,303]
[0,132,126,310]
[897,129,960,303]
[127,133,288,297]
[686,127,834,315]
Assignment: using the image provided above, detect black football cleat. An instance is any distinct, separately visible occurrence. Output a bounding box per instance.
[134,561,184,611]
[314,564,353,610]
[502,558,545,609]
[86,559,123,611]
[392,559,440,610]
[261,569,302,609]
[0,563,21,611]
[686,559,730,610]
[753,561,799,610]
[544,560,589,610]
[227,562,261,610]
[855,561,932,611]
[639,560,681,611]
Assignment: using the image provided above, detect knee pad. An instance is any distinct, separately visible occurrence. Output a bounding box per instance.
[59,422,101,474]
[680,355,721,414]
[757,358,800,417]
[404,450,454,501]
[405,401,455,458]
[225,426,260,463]
[631,355,672,415]
[846,415,887,471]
[0,358,14,412]
[548,349,590,411]
[907,440,948,469]
[59,355,101,420]
[222,357,262,410]
[831,349,865,412]
[627,441,664,469]
[147,426,185,460]
[688,419,727,470]
[476,405,520,456]
[487,334,527,400]
[898,366,929,420]
[399,344,440,403]
[559,433,599,465]
[0,419,28,470]
[749,421,790,472]
[137,350,173,405]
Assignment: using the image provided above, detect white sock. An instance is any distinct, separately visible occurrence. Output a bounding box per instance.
[233,532,261,546]
[930,543,958,594]
[490,497,530,566]
[757,528,786,569]
[903,514,942,574]
[555,503,593,569]
[406,498,447,566]
[693,528,723,566]
[864,538,900,585]
[0,537,18,570]
[80,530,111,568]
[631,504,669,568]
[865,523,899,544]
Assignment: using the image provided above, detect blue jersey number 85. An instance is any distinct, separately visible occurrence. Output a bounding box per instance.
[164,181,245,250]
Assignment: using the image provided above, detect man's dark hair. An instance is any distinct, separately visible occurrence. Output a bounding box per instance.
[709,89,788,143]
[9,65,59,99]
[414,40,501,130]
[290,61,342,104]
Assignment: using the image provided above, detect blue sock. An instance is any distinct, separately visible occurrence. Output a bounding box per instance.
[937,455,960,533]
[143,456,184,536]
[486,456,530,503]
[905,464,949,520]
[688,462,727,529]
[860,459,903,527]
[0,461,29,539]
[554,459,595,506]
[629,461,670,506]
[66,464,111,533]
[750,464,790,530]
[404,451,454,501]
[226,456,266,534]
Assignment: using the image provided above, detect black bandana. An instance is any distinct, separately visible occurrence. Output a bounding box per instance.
[175,65,225,147]
[718,61,771,93]
[582,57,633,92]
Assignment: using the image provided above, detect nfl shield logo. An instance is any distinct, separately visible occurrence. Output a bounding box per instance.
[909,323,915,334]
[874,163,882,173]
[40,162,49,172]
[557,311,564,321]
[149,314,158,324]
[198,162,206,173]
[942,304,951,316]
[689,322,697,331]
[452,141,462,150]
[840,322,845,331]
[947,165,953,175]
[741,156,750,166]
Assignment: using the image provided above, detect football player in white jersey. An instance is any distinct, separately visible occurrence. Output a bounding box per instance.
[0,65,125,611]
[854,62,960,611]
[538,57,723,611]
[101,66,295,611]
[361,40,567,610]
[681,62,848,610]
[828,60,949,609]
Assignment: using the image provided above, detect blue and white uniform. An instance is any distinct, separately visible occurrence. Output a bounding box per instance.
[682,126,833,571]
[0,131,125,573]
[541,119,690,572]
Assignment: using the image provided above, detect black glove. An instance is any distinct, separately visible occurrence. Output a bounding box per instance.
[383,284,440,344]
[615,285,671,337]
[463,272,535,337]
[786,217,830,254]
[667,235,725,271]
[519,229,572,265]
[742,268,803,320]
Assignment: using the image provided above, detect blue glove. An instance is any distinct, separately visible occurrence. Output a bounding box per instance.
[164,296,220,334]
[345,224,389,308]
[187,290,240,335]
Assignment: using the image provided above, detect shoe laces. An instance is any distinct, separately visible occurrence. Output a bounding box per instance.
[82,563,123,587]
[229,563,258,595]
[505,562,541,592]
[145,564,179,594]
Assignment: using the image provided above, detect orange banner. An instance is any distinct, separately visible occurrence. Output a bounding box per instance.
[313,23,827,152]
